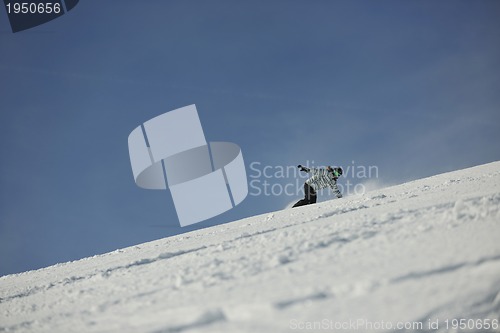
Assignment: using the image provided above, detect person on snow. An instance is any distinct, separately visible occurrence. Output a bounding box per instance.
[292,165,343,208]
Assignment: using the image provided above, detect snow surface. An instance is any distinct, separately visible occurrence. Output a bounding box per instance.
[1,162,500,333]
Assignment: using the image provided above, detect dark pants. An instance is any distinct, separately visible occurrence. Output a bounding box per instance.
[292,183,317,208]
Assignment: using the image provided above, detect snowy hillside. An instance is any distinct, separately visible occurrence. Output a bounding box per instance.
[1,162,500,333]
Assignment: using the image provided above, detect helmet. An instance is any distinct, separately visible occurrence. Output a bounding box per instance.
[328,166,343,178]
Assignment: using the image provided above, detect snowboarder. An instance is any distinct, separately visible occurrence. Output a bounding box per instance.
[292,165,343,208]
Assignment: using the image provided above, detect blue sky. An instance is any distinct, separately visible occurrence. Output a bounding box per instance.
[1,0,499,276]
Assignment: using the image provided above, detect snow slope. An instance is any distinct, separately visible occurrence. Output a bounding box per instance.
[1,162,500,333]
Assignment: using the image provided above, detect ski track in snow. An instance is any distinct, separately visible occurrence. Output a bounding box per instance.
[1,162,500,332]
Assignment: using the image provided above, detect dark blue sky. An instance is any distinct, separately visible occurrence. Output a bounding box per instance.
[1,0,499,276]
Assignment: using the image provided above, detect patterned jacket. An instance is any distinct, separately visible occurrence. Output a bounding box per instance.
[303,167,342,198]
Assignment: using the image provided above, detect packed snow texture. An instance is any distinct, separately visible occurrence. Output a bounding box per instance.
[1,162,500,332]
